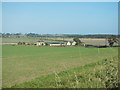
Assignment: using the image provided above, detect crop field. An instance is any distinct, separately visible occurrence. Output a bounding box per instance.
[2,45,118,88]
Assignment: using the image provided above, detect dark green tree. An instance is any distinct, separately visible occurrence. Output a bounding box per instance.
[45,42,49,46]
[18,42,22,45]
[73,38,82,45]
[22,42,26,45]
[108,35,119,47]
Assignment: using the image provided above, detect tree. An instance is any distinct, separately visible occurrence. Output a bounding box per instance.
[45,42,49,46]
[107,35,119,47]
[22,42,26,45]
[18,42,22,45]
[73,38,82,45]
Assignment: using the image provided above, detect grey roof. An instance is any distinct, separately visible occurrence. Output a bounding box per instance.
[66,41,75,43]
[49,42,64,44]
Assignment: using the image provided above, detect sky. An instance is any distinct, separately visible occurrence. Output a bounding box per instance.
[2,2,118,34]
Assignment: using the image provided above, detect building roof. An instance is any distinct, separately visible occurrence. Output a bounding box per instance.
[66,41,75,43]
[48,42,64,44]
[37,41,44,42]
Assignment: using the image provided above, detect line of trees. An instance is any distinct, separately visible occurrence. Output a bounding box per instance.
[1,33,120,38]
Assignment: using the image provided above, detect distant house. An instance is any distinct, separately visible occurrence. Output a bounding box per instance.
[66,41,76,46]
[36,41,76,46]
[49,42,65,46]
[36,41,45,46]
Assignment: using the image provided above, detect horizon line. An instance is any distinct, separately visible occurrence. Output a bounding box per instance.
[1,0,120,2]
[0,32,119,35]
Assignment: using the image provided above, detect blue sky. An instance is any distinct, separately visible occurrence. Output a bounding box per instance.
[2,2,118,34]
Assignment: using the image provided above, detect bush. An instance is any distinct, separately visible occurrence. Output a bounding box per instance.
[17,42,26,45]
[18,42,22,45]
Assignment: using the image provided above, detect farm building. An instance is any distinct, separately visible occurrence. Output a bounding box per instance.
[36,41,45,46]
[66,41,76,46]
[49,43,65,46]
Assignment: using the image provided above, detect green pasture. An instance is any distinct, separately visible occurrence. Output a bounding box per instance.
[2,46,118,87]
[12,56,118,88]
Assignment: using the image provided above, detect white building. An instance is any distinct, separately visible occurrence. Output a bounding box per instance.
[66,41,76,46]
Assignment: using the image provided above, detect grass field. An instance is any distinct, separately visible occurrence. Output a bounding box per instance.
[12,57,118,88]
[2,45,118,88]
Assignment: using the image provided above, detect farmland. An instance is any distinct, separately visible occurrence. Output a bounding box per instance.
[2,45,118,88]
[2,37,109,46]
